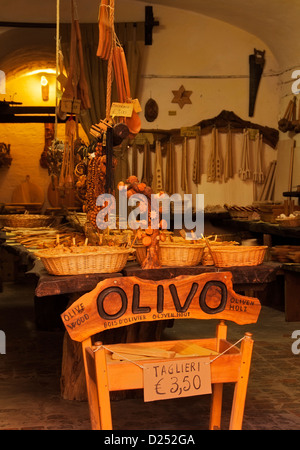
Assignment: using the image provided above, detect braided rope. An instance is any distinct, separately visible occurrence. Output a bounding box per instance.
[106,0,115,119]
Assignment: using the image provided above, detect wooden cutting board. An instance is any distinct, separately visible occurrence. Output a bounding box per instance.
[11,175,44,205]
[47,176,78,208]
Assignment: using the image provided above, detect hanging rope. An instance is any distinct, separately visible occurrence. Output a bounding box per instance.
[105,0,115,119]
[55,0,60,140]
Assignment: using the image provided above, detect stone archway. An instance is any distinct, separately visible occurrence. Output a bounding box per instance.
[0,27,56,78]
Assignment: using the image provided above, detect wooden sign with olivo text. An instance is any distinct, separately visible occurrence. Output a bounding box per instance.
[61,272,261,342]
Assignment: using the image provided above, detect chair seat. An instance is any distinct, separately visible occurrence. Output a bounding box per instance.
[85,338,242,392]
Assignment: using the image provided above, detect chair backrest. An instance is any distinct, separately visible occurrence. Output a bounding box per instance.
[61,271,261,343]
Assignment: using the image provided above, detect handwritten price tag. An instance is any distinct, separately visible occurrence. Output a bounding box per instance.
[110,102,133,118]
[143,357,211,402]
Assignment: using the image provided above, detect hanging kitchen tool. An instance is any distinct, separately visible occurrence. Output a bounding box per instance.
[144,97,159,122]
[131,141,138,176]
[165,138,176,194]
[119,46,141,136]
[239,129,251,181]
[253,132,264,184]
[207,127,216,182]
[215,127,223,182]
[141,140,152,186]
[11,175,44,206]
[74,2,91,110]
[278,97,295,132]
[181,137,188,192]
[294,97,300,133]
[60,1,81,115]
[249,49,265,117]
[59,117,76,190]
[224,125,234,182]
[152,140,164,193]
[97,0,112,60]
[192,131,201,185]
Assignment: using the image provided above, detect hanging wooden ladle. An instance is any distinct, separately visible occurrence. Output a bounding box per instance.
[253,132,264,183]
[118,46,141,135]
[97,0,111,60]
[239,129,251,181]
[215,127,223,182]
[74,4,91,110]
[224,126,234,182]
[207,127,216,182]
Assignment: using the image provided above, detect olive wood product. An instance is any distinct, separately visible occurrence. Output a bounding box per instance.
[207,127,216,182]
[239,129,251,181]
[192,133,201,185]
[165,139,176,194]
[61,271,261,430]
[12,175,44,205]
[224,127,234,182]
[253,133,264,184]
[152,140,163,192]
[144,98,159,122]
[181,137,188,191]
[141,141,152,186]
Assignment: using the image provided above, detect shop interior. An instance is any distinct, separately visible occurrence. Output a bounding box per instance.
[0,0,300,431]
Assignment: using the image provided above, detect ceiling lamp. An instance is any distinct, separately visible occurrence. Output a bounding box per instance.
[41,75,49,101]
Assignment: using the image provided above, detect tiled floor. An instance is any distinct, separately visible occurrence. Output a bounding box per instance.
[1,279,300,430]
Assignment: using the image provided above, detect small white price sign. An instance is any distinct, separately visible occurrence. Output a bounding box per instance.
[110,102,133,118]
[143,357,212,402]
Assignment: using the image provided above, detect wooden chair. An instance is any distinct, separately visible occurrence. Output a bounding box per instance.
[61,271,261,430]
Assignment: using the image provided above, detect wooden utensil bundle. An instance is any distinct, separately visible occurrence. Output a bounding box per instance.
[207,127,223,182]
[192,133,201,185]
[97,0,113,60]
[239,129,251,181]
[165,139,177,194]
[224,127,234,182]
[61,0,90,113]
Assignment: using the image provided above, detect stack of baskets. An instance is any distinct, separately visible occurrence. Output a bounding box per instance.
[35,246,134,275]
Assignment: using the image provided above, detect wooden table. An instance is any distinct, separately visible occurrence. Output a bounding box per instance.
[123,261,282,297]
[282,264,300,321]
[1,241,283,400]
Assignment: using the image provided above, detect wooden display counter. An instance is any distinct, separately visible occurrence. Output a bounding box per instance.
[282,264,300,321]
[0,239,284,401]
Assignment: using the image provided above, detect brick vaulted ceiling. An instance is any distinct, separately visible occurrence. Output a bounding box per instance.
[0,0,299,75]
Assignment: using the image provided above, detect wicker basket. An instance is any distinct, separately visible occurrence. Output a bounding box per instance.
[209,245,267,267]
[159,243,205,267]
[0,214,53,228]
[201,241,239,266]
[35,246,134,275]
[275,217,300,228]
[133,244,147,266]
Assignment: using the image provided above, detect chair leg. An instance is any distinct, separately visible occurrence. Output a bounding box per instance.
[94,343,113,430]
[229,333,254,430]
[209,383,223,430]
[209,319,227,430]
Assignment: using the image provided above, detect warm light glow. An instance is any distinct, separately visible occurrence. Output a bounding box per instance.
[41,75,48,87]
[41,76,49,101]
[23,69,56,77]
[0,70,6,94]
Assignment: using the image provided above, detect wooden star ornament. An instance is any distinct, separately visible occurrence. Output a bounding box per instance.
[171,85,193,109]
